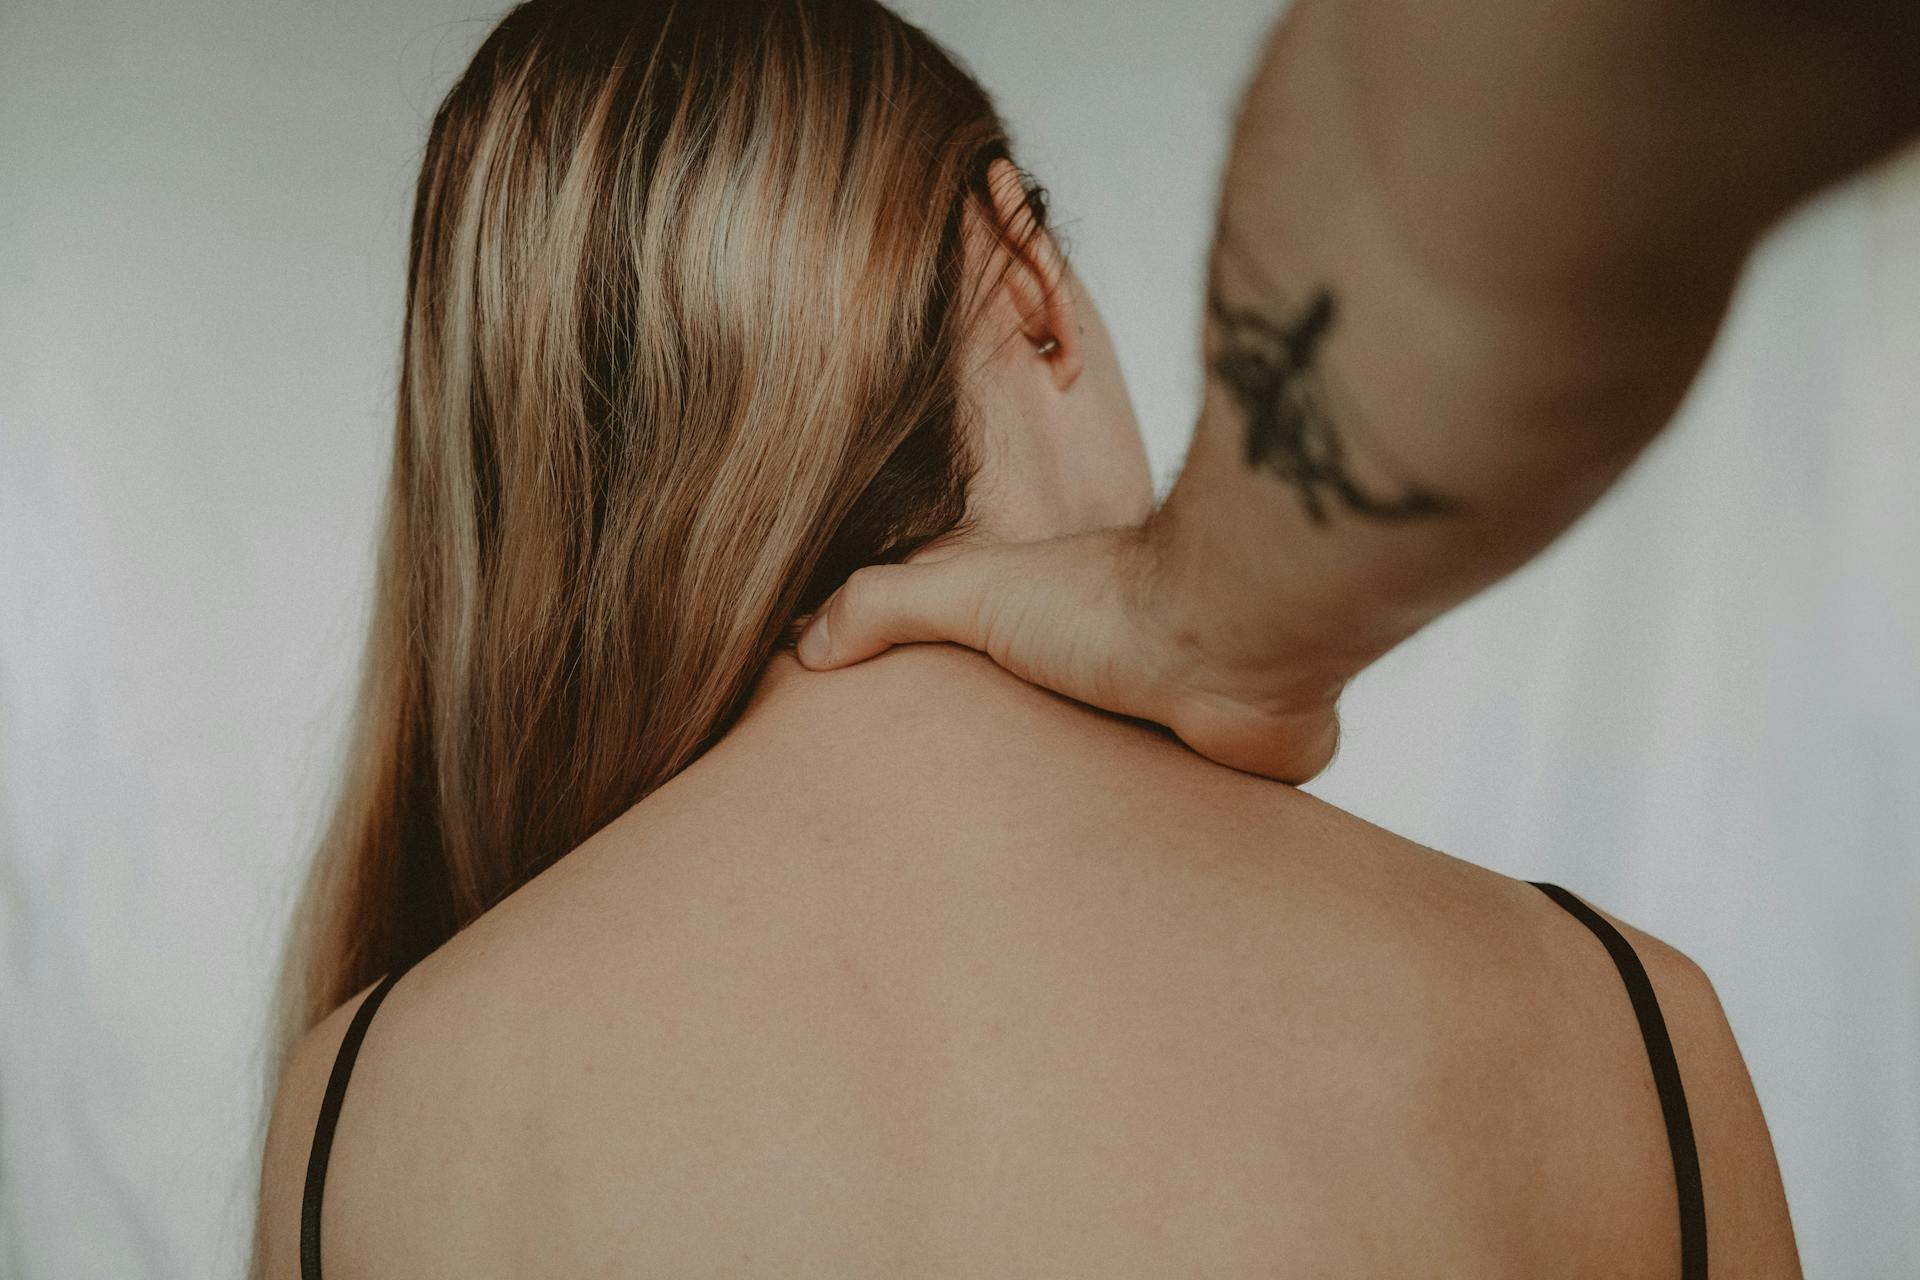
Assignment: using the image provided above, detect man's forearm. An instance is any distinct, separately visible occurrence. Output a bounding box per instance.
[1147,0,1920,694]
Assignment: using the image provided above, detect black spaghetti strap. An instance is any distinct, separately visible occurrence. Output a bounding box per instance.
[299,965,410,1280]
[1531,881,1707,1280]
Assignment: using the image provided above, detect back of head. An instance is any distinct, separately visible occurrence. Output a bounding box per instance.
[272,0,1056,1069]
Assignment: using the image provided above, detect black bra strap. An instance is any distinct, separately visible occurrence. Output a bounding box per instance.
[299,965,409,1280]
[1531,881,1707,1279]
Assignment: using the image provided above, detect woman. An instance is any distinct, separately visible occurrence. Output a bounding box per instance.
[252,0,1807,1275]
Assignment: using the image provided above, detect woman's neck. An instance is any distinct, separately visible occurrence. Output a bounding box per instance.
[722,641,1186,773]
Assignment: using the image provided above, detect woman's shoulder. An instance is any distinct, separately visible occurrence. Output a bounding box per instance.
[415,641,1659,1065]
[266,647,1792,1274]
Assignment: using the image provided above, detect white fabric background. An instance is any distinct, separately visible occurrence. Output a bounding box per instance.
[1,1,1914,1275]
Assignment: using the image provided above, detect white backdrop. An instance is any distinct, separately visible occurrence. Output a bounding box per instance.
[1,1,1914,1275]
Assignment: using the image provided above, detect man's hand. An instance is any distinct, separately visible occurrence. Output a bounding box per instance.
[794,526,1347,785]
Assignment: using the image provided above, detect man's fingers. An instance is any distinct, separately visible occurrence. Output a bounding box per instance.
[1166,694,1343,786]
[796,558,990,669]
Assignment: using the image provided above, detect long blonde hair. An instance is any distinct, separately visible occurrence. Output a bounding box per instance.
[270,0,1054,1069]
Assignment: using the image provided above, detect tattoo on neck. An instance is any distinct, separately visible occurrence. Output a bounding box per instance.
[1206,244,1464,526]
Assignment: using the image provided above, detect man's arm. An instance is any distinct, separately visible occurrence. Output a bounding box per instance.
[797,0,1920,782]
[1149,0,1920,694]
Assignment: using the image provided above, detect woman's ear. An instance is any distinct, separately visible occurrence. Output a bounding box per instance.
[976,157,1082,388]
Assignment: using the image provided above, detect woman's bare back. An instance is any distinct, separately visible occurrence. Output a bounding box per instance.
[258,644,1794,1278]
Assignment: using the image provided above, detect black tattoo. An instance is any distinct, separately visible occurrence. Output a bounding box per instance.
[1206,241,1464,526]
